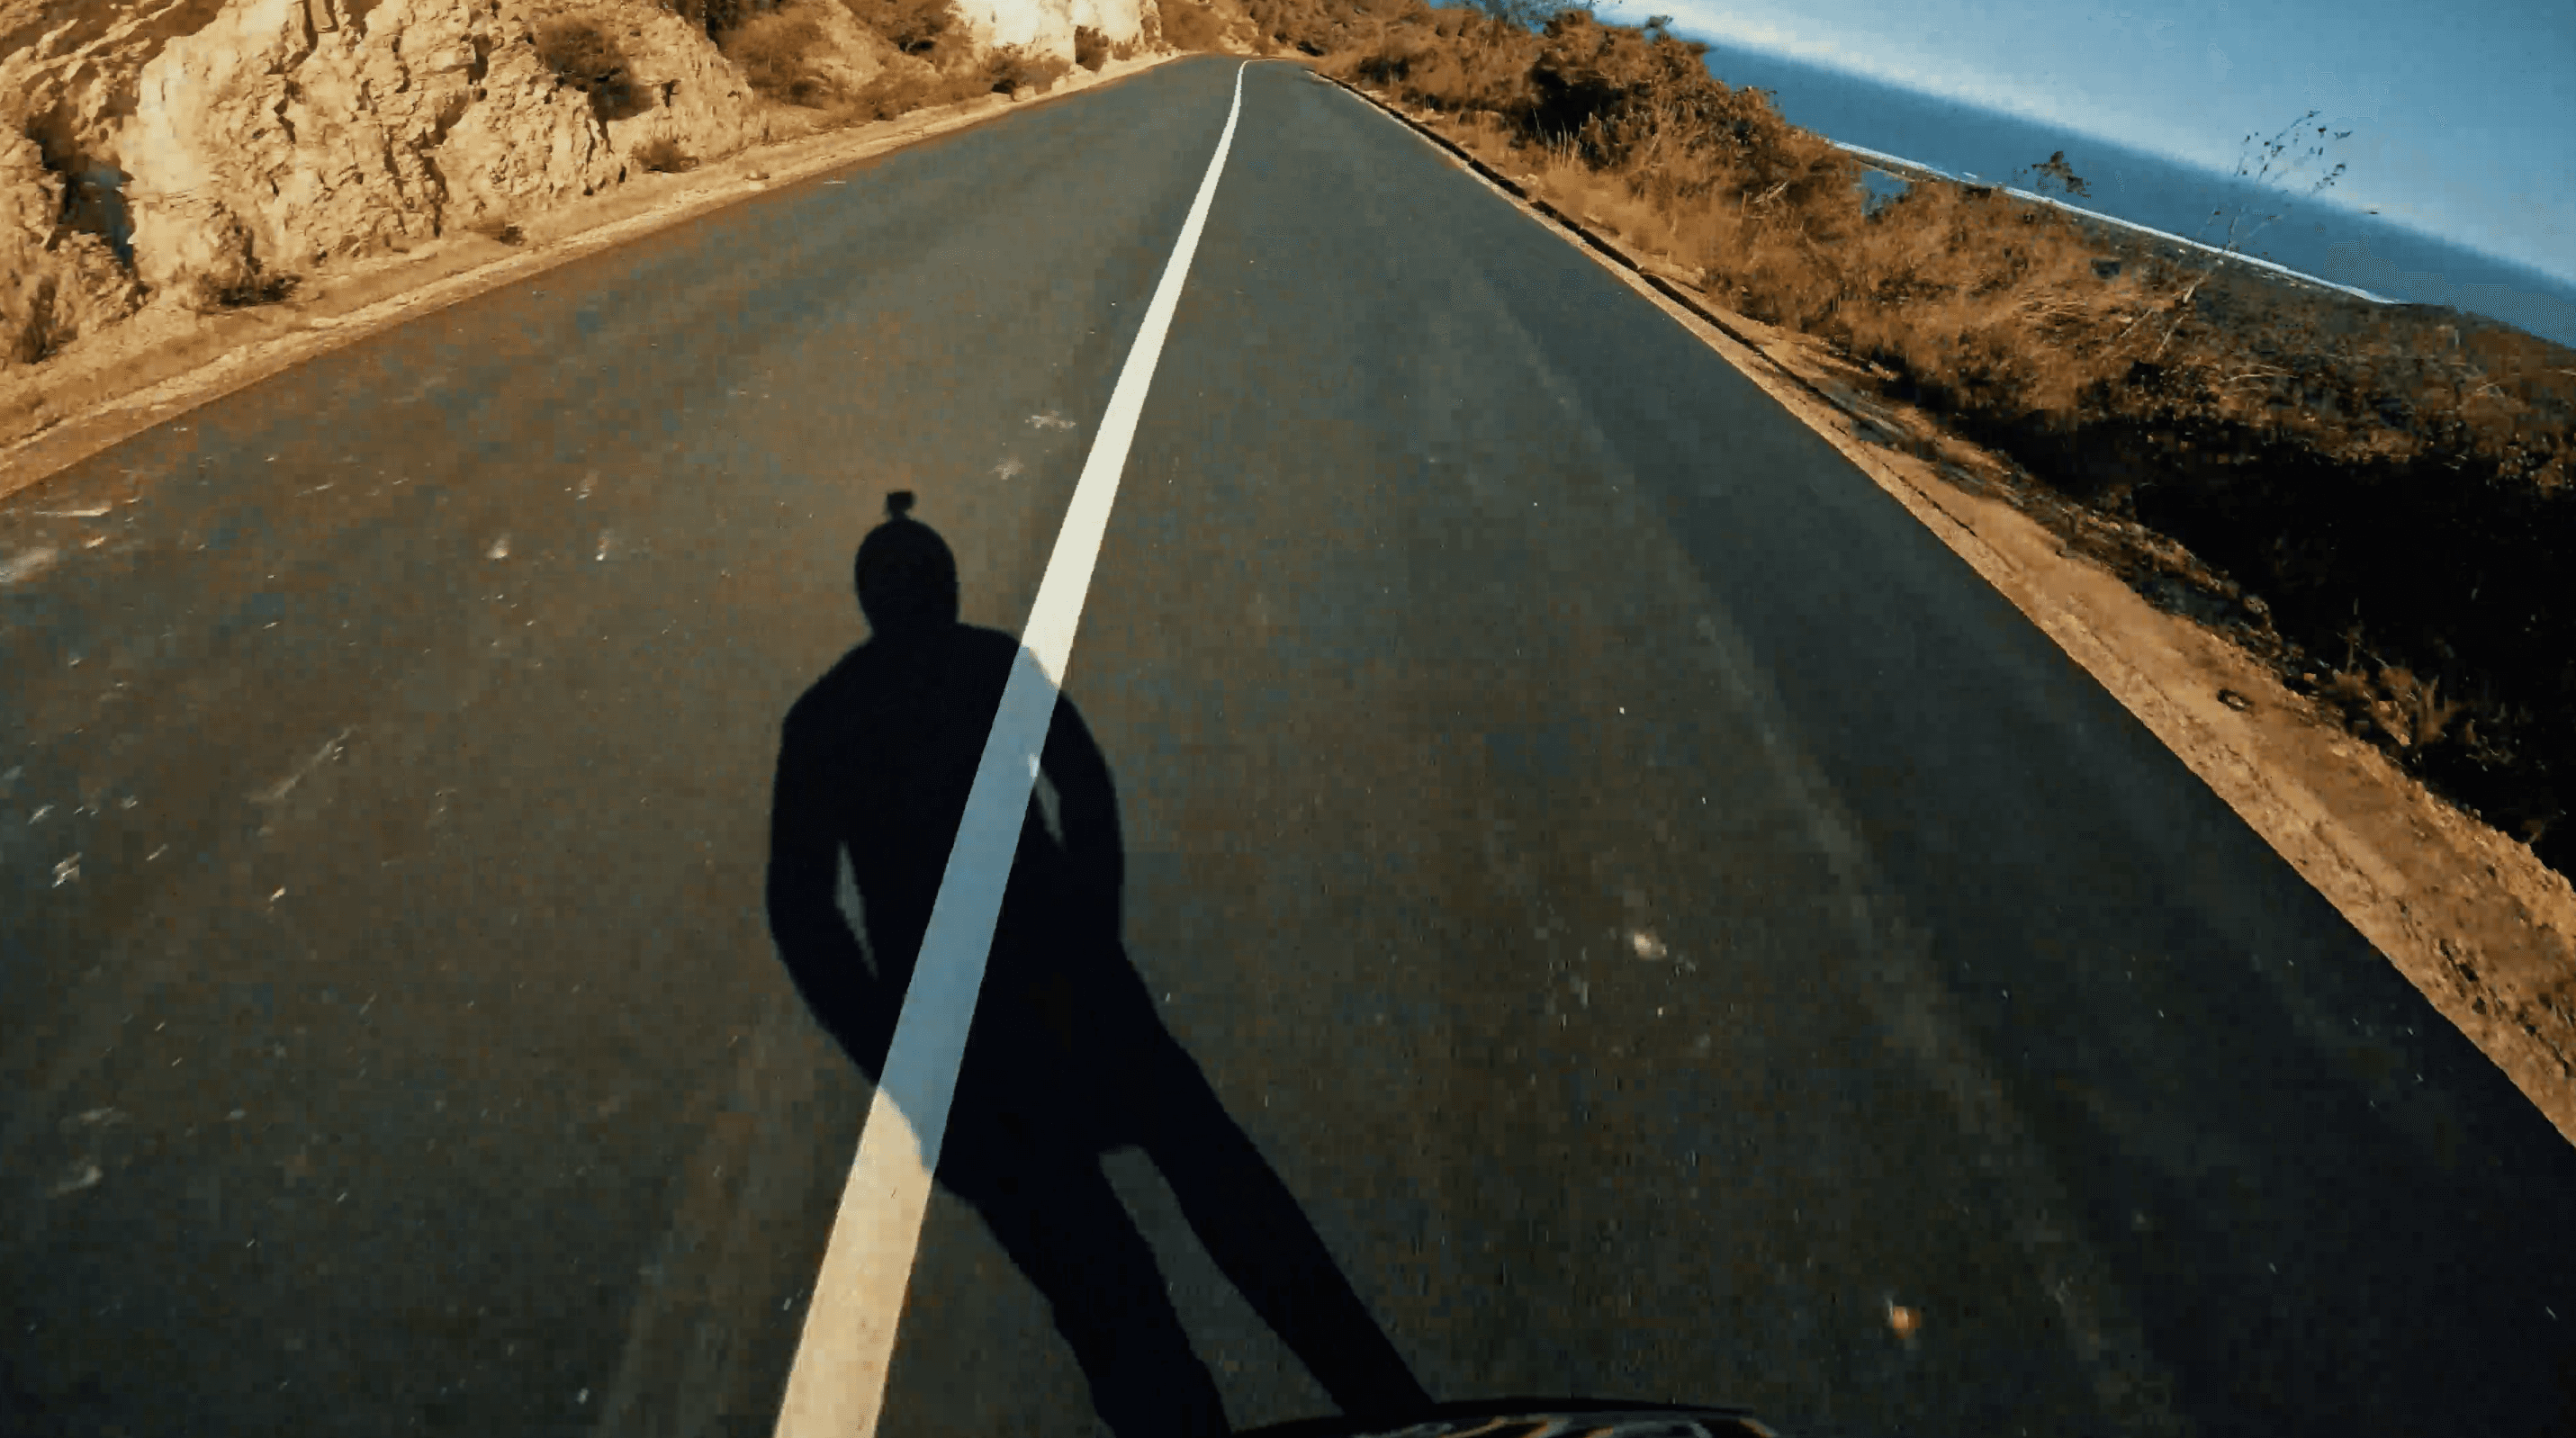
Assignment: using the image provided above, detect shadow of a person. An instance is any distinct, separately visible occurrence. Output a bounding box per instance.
[765,492,1434,1437]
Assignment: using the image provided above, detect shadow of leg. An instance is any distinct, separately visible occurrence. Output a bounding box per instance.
[1130,1038,1435,1425]
[943,1119,1233,1438]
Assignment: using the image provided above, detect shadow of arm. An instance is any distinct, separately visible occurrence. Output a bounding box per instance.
[1042,695,1126,939]
[765,709,891,1069]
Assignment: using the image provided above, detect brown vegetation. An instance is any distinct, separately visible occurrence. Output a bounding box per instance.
[722,9,836,105]
[1075,24,1111,71]
[839,0,969,63]
[838,67,941,122]
[203,268,301,310]
[834,49,1052,121]
[535,16,646,121]
[9,278,64,366]
[663,0,774,40]
[1278,1,2574,875]
[1160,0,1228,51]
[982,44,1075,95]
[825,0,1097,121]
[632,135,698,173]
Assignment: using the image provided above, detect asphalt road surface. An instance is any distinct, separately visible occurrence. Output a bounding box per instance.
[5,55,2575,1438]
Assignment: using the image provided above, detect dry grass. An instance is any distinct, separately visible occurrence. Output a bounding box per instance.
[983,44,1075,95]
[1161,0,1228,51]
[723,9,836,106]
[664,0,769,40]
[1341,11,2194,429]
[836,69,933,122]
[832,57,1012,122]
[196,268,300,310]
[535,16,645,121]
[1300,3,2576,873]
[632,135,698,174]
[839,0,968,62]
[2321,663,2469,756]
[834,67,975,122]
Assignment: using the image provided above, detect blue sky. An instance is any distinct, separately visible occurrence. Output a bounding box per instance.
[1587,0,2576,296]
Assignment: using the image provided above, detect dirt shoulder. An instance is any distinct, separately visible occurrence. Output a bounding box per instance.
[0,45,1198,504]
[1329,74,2576,1147]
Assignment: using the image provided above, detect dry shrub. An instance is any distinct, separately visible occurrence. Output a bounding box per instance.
[8,278,66,365]
[1248,0,1420,58]
[724,10,834,105]
[1515,15,1838,202]
[840,0,964,60]
[2376,668,2468,753]
[1809,180,2180,421]
[665,0,768,39]
[535,16,644,121]
[633,135,698,173]
[1347,22,1539,112]
[1074,24,1110,70]
[2318,656,2468,755]
[1161,0,1227,50]
[204,268,300,310]
[840,69,932,121]
[839,61,996,121]
[984,43,1073,94]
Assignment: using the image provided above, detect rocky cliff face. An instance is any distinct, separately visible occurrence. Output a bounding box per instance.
[20,0,783,307]
[2,121,144,364]
[3,0,1164,371]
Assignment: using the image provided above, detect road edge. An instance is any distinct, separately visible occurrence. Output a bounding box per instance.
[1315,71,2576,1147]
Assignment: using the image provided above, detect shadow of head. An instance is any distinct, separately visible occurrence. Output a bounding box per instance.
[769,489,1124,1092]
[853,490,959,638]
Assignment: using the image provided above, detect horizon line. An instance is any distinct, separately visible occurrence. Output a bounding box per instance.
[1829,139,2398,303]
[1669,32,2575,300]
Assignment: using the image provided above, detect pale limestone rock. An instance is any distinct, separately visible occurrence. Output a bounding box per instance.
[119,0,307,296]
[0,127,55,257]
[952,0,1158,64]
[428,2,626,229]
[0,0,234,168]
[121,0,475,298]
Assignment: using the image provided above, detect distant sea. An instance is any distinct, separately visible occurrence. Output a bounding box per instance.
[1686,43,2576,351]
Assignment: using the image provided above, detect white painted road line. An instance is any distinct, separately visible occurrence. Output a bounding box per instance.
[770,60,1256,1438]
